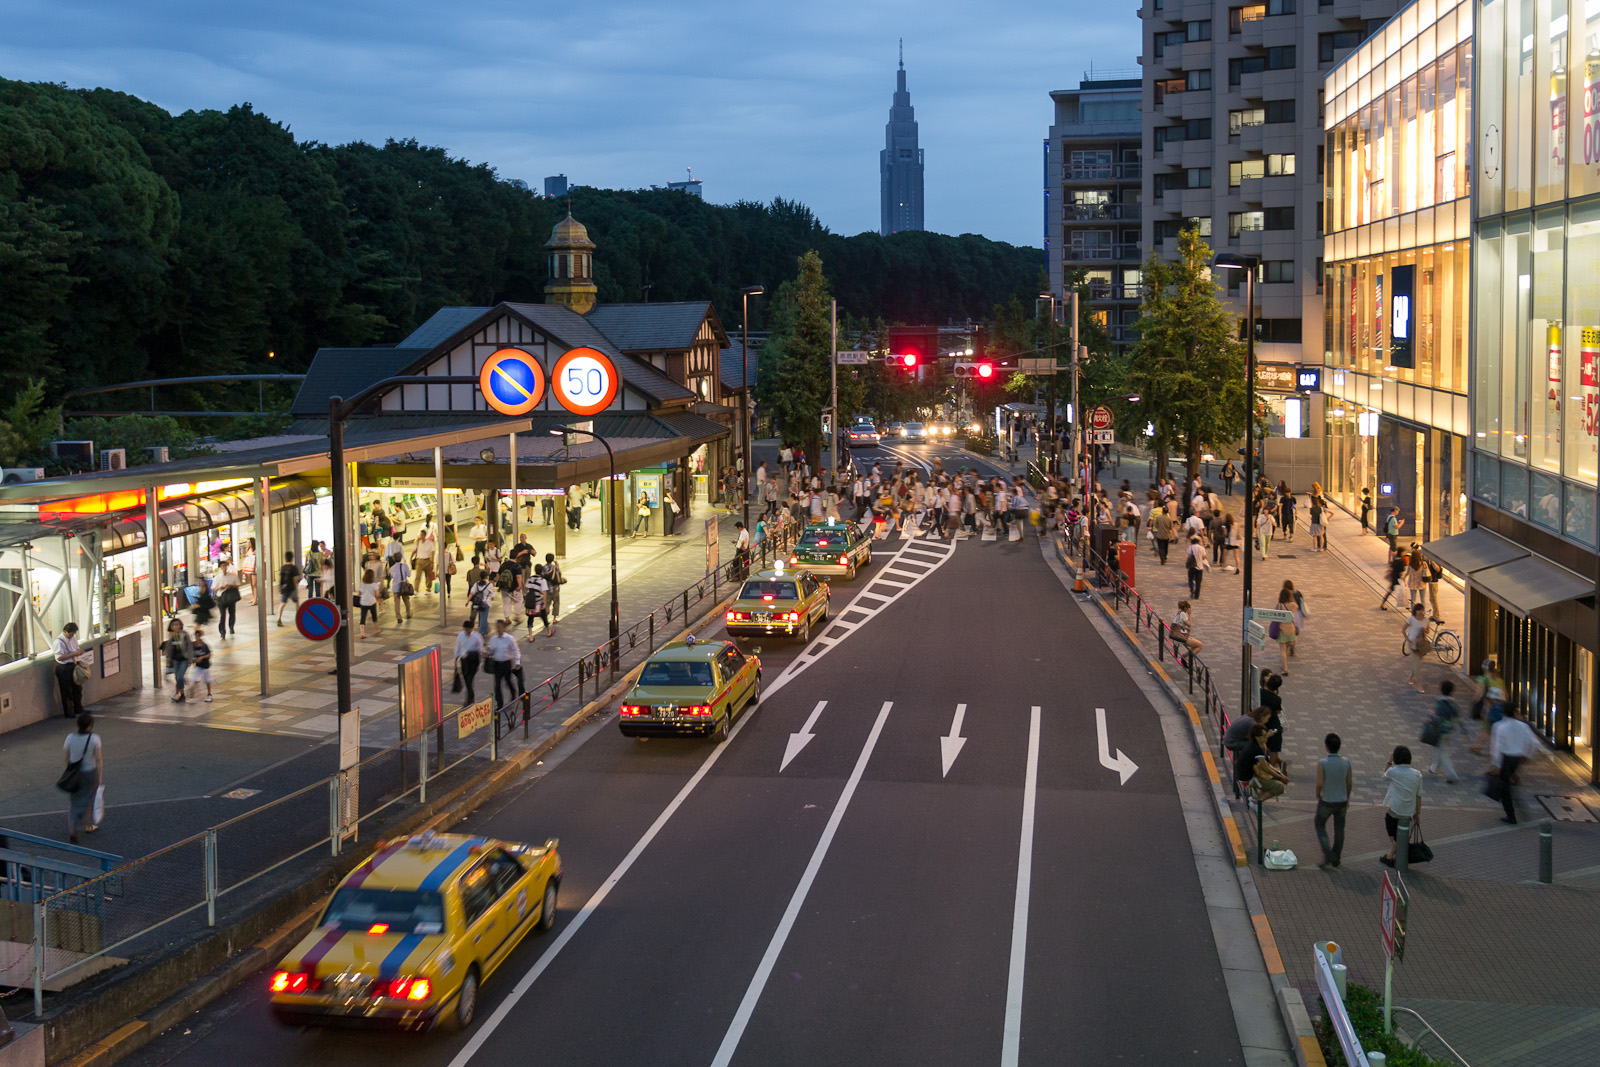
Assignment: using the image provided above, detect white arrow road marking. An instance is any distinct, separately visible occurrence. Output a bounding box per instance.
[1095,706,1139,785]
[939,703,968,777]
[1001,705,1042,1067]
[710,701,894,1067]
[781,700,828,771]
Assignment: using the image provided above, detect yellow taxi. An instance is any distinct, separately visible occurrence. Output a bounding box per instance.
[788,517,873,579]
[724,563,830,643]
[269,831,561,1031]
[619,635,760,741]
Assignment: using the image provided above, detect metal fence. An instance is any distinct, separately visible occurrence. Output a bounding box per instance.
[26,519,801,1016]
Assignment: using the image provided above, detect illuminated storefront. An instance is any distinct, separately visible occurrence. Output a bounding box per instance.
[1465,0,1599,779]
[1323,0,1475,543]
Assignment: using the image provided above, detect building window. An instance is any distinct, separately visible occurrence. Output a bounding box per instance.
[1262,260,1294,283]
[1315,258,1324,294]
[1187,167,1212,188]
[1230,107,1265,134]
[1229,48,1294,84]
[1319,30,1364,63]
[1229,5,1266,33]
[1267,0,1296,13]
[1153,29,1185,57]
[1186,19,1212,41]
[1229,210,1265,236]
[1265,99,1295,123]
[1153,77,1185,104]
[1187,118,1212,140]
[1229,159,1265,185]
[1241,318,1302,342]
[1265,206,1295,230]
[1267,153,1295,176]
[1186,69,1212,91]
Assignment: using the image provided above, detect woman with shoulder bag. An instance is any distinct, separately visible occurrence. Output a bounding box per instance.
[162,619,194,702]
[60,713,103,843]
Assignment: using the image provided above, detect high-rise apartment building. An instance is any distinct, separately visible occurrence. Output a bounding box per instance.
[880,42,925,236]
[1139,0,1396,448]
[1045,74,1143,351]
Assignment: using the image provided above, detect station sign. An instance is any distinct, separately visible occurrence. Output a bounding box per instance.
[836,350,870,365]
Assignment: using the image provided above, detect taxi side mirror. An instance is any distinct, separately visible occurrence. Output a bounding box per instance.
[750,646,762,655]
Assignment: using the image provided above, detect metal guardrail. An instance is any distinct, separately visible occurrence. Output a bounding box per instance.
[26,520,801,1016]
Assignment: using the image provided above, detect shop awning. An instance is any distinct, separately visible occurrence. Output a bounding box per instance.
[97,479,318,554]
[1470,555,1595,618]
[1419,527,1528,578]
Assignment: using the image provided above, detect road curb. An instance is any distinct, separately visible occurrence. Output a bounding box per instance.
[37,597,736,1067]
[1054,538,1324,1067]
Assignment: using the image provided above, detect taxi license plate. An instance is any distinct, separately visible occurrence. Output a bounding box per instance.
[753,612,771,622]
[654,705,675,717]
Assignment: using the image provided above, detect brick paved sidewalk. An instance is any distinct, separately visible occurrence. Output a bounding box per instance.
[1072,492,1600,1067]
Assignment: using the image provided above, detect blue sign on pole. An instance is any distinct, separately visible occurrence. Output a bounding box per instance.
[296,597,342,641]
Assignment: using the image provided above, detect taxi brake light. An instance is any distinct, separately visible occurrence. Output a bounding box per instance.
[271,971,311,994]
[817,539,829,546]
[839,553,849,564]
[788,556,798,565]
[385,977,432,1001]
[762,594,774,601]
[621,703,645,716]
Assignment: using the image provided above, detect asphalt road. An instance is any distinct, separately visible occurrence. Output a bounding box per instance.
[122,452,1245,1067]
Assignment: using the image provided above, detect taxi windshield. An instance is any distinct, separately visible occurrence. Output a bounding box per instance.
[797,529,845,547]
[639,660,715,686]
[323,888,445,934]
[739,580,799,600]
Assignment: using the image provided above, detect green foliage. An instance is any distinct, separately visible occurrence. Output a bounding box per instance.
[1313,984,1455,1067]
[0,380,61,468]
[59,415,213,461]
[1126,226,1246,481]
[0,78,1042,415]
[757,251,833,464]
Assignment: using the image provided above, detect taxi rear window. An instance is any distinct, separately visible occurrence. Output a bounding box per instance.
[323,888,445,934]
[797,529,845,547]
[740,580,799,600]
[640,660,715,686]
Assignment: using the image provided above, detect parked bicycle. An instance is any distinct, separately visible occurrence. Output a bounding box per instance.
[1399,617,1461,665]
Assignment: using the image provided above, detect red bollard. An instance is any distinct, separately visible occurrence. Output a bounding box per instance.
[1116,539,1137,588]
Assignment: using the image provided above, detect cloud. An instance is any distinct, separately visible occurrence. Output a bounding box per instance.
[0,0,1140,245]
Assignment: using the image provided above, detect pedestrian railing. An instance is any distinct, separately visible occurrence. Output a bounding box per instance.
[1068,538,1234,755]
[26,521,801,1017]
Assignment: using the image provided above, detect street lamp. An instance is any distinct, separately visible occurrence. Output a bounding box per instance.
[552,425,620,662]
[1212,252,1259,726]
[740,285,765,527]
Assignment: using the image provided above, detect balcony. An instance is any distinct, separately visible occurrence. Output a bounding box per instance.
[1063,162,1142,181]
[1087,282,1145,302]
[1063,203,1142,222]
[1063,243,1142,263]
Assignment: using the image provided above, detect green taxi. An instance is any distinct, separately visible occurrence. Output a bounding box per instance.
[619,636,760,741]
[787,518,873,580]
[725,564,831,642]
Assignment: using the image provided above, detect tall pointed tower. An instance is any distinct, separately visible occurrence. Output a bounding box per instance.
[544,211,598,314]
[879,40,925,236]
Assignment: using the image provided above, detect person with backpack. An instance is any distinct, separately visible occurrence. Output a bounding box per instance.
[274,552,302,627]
[162,619,194,702]
[389,551,414,624]
[1384,506,1402,557]
[303,541,324,598]
[524,564,552,642]
[1423,680,1459,782]
[61,712,102,844]
[495,552,523,624]
[467,572,494,637]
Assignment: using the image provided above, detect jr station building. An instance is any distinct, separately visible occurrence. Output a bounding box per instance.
[0,214,741,732]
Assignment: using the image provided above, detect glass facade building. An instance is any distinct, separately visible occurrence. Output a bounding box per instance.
[1323,0,1476,544]
[1470,0,1600,778]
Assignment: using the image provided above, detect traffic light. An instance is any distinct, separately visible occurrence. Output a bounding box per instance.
[886,353,919,370]
[887,326,938,370]
[952,361,995,380]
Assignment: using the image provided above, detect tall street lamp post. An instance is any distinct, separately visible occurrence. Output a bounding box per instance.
[740,285,765,527]
[552,425,620,662]
[1212,252,1260,723]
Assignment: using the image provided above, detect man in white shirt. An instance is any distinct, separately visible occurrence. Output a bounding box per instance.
[1489,707,1546,823]
[486,619,519,706]
[416,526,437,589]
[54,622,87,717]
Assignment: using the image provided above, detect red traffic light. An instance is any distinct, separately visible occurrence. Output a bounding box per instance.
[889,353,919,369]
[976,362,994,379]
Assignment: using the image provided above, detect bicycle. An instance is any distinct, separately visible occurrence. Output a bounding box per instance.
[1400,617,1461,666]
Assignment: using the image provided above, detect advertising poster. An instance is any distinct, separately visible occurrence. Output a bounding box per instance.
[397,644,442,741]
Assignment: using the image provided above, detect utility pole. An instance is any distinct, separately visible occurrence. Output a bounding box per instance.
[1069,290,1081,494]
[830,299,839,480]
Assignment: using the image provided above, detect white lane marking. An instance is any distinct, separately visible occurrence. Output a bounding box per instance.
[1095,706,1139,785]
[709,700,895,1067]
[939,703,968,777]
[1000,705,1042,1067]
[781,700,827,771]
[761,540,955,703]
[445,698,756,1067]
[876,444,933,474]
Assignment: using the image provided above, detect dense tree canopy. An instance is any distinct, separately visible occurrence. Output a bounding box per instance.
[0,78,1045,409]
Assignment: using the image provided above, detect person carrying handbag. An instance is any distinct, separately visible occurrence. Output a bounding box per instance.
[162,619,194,702]
[60,712,103,843]
[543,553,564,628]
[53,622,88,717]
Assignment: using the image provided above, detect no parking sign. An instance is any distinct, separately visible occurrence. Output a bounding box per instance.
[295,597,342,641]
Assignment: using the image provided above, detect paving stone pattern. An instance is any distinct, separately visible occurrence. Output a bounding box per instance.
[1080,488,1600,1067]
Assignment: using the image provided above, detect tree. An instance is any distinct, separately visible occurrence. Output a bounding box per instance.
[756,250,833,468]
[0,380,61,468]
[1126,226,1246,484]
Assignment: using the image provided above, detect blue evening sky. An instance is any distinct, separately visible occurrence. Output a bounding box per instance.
[0,0,1138,247]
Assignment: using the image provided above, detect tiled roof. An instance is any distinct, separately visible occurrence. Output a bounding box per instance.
[289,349,432,417]
[398,307,492,349]
[584,302,717,352]
[720,340,760,390]
[501,303,693,402]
